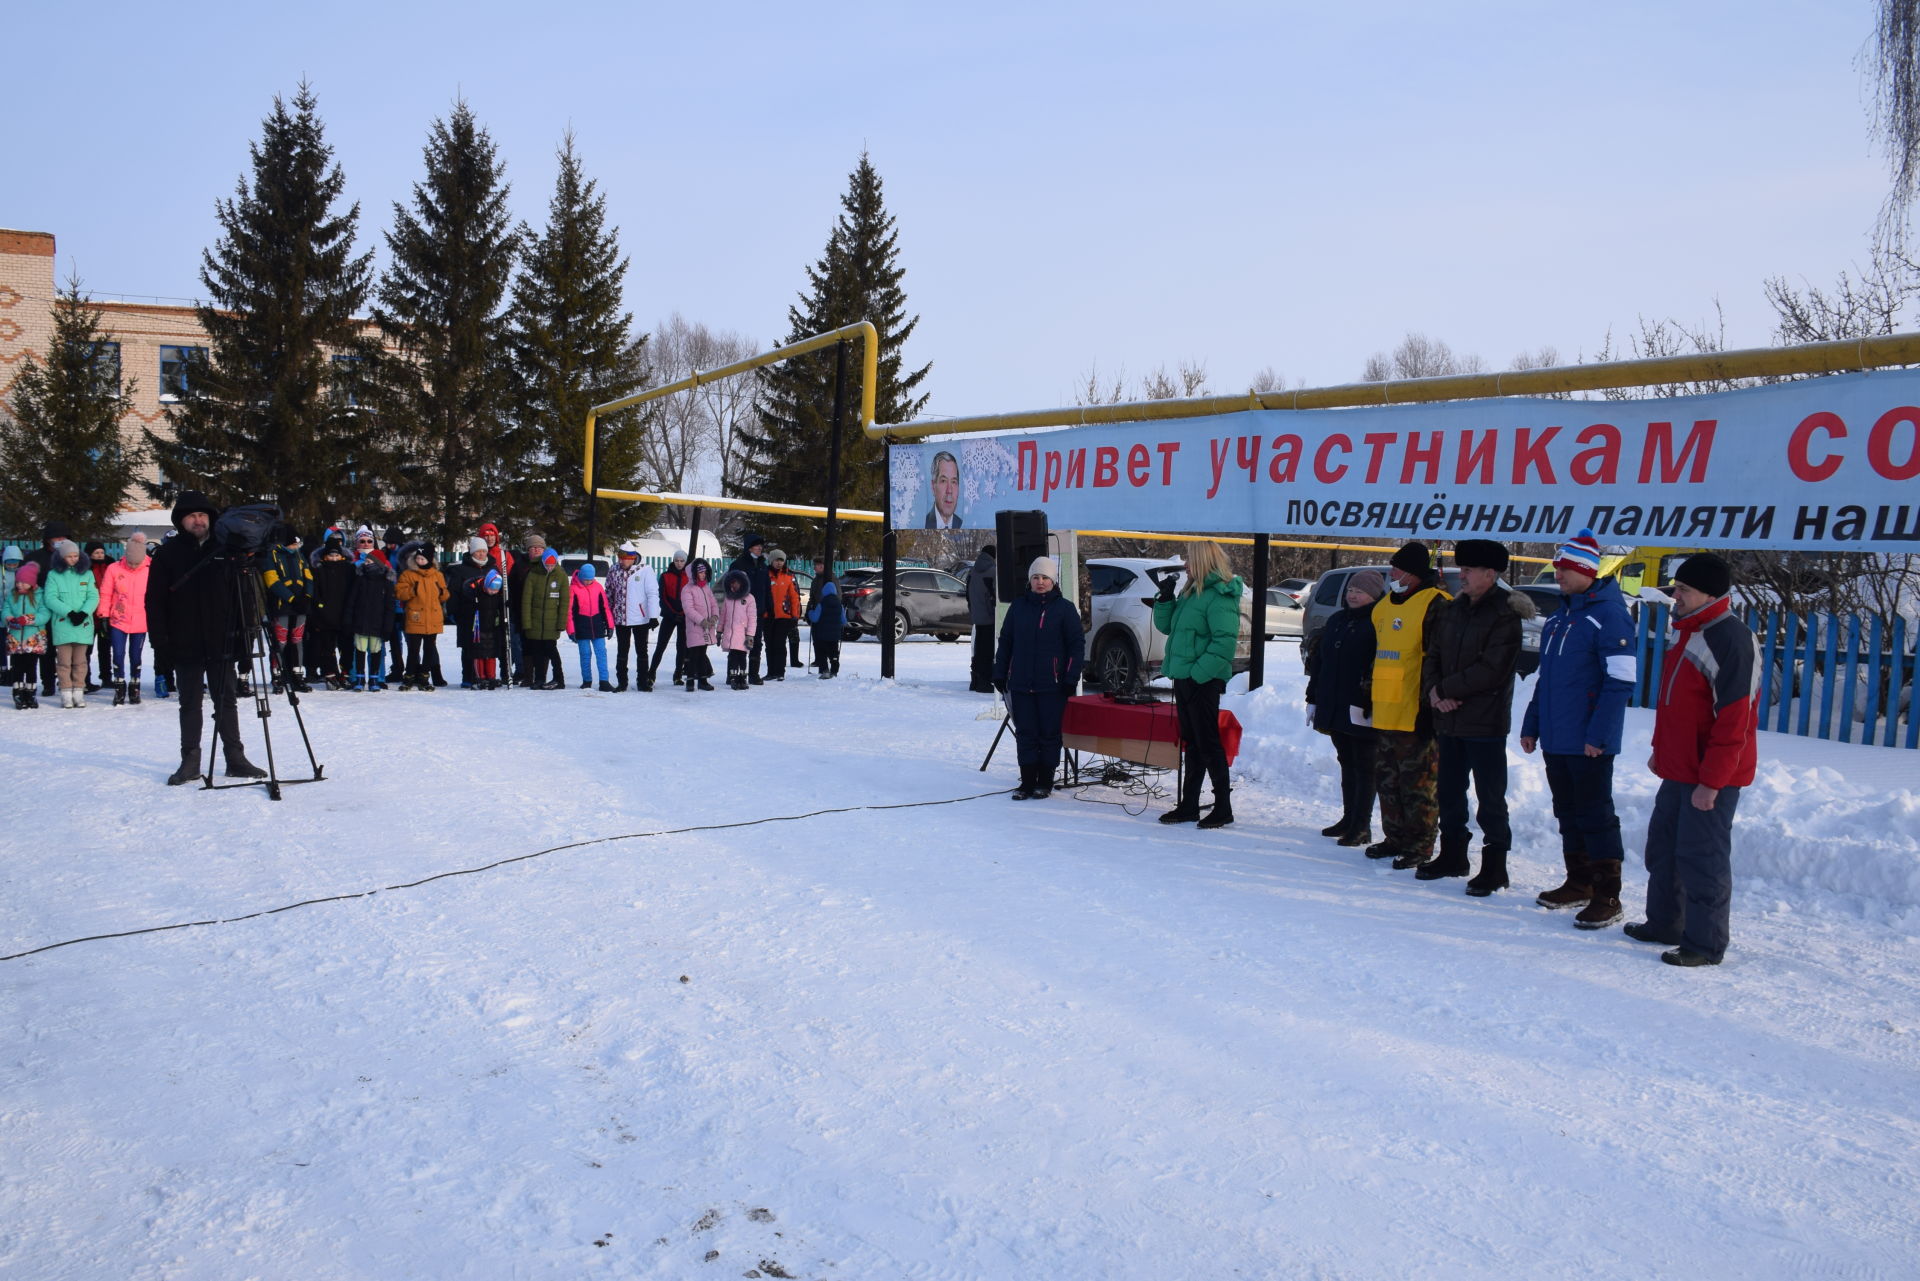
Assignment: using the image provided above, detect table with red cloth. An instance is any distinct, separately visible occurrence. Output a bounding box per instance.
[1060,694,1242,778]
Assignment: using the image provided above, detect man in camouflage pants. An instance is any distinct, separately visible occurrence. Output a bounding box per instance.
[1365,543,1452,869]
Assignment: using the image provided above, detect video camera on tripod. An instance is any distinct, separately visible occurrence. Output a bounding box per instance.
[212,502,280,560]
[199,502,325,799]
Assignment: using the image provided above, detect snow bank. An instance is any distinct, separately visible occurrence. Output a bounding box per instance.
[1228,663,1920,927]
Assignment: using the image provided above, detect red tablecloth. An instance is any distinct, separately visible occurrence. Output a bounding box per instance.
[1061,694,1241,765]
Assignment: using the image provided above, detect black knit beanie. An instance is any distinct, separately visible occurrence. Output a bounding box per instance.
[1673,553,1732,599]
[1390,541,1430,575]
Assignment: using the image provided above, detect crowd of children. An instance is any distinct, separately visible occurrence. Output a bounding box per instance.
[3,522,851,707]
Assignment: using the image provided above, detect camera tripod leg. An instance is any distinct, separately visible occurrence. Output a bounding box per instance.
[980,712,1012,772]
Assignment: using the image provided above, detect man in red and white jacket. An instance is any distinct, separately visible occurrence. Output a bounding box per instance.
[1627,553,1759,968]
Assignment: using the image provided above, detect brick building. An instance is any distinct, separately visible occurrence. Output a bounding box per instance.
[1,228,214,497]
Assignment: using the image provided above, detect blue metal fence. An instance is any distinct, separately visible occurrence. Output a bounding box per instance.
[1628,601,1917,749]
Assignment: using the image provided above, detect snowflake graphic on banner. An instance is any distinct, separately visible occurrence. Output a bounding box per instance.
[890,449,924,519]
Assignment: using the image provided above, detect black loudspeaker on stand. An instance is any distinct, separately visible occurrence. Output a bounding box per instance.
[995,509,1049,601]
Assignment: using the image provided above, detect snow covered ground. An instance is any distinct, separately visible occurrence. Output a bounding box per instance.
[3,639,1917,1280]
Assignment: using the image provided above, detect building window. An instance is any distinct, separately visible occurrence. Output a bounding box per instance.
[77,341,121,395]
[159,345,206,402]
[331,354,365,407]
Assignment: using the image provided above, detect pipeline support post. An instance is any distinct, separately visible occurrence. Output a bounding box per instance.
[584,411,601,574]
[1250,533,1270,692]
[824,339,847,582]
[881,428,896,680]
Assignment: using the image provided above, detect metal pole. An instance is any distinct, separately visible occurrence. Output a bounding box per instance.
[1250,532,1270,692]
[584,413,601,576]
[823,339,847,577]
[881,435,896,680]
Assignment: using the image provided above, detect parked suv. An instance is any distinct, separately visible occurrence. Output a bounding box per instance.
[1083,557,1253,692]
[845,567,970,643]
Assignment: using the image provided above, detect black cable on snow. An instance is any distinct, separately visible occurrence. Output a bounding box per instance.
[2,788,1013,963]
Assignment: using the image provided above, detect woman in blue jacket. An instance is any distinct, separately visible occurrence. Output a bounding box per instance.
[992,556,1084,800]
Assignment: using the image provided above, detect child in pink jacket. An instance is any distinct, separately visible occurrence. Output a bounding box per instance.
[95,533,151,704]
[566,563,616,690]
[677,559,719,691]
[718,567,759,691]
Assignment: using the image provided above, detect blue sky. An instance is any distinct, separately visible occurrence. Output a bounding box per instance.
[5,1,1886,419]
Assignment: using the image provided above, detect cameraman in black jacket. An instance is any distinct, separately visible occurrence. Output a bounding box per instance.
[144,492,267,785]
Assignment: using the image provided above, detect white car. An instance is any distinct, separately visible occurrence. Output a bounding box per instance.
[1264,578,1311,639]
[1084,557,1253,693]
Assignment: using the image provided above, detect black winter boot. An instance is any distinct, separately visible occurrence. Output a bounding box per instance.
[1320,819,1349,838]
[1337,826,1374,847]
[1196,788,1234,828]
[223,744,268,779]
[1574,859,1625,930]
[1391,847,1432,870]
[1417,831,1472,880]
[1161,755,1206,822]
[1464,846,1510,897]
[112,681,128,706]
[1537,850,1594,910]
[1195,759,1232,827]
[1011,765,1037,800]
[167,750,202,786]
[1190,768,1236,825]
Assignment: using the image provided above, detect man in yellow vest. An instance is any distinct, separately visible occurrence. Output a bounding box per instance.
[1362,541,1452,869]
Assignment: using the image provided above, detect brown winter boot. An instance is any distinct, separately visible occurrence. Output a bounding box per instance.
[1574,859,1625,930]
[1536,850,1593,910]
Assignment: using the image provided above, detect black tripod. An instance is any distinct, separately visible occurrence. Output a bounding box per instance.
[205,564,325,800]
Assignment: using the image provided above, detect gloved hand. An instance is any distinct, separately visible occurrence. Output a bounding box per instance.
[67,611,88,626]
[993,680,1007,695]
[645,619,658,630]
[1155,573,1177,602]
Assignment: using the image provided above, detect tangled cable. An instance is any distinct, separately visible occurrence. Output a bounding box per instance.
[1068,759,1173,816]
[2,788,1012,963]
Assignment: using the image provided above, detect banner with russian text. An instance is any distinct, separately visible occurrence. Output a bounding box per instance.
[887,371,1920,550]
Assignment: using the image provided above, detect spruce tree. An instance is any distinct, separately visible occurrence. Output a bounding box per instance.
[147,83,382,533]
[374,99,518,553]
[503,133,651,551]
[0,278,142,537]
[735,153,930,553]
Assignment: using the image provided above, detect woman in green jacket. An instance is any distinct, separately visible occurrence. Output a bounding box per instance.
[43,539,101,709]
[1151,540,1242,828]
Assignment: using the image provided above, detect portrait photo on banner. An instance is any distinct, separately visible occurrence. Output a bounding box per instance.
[889,438,1020,531]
